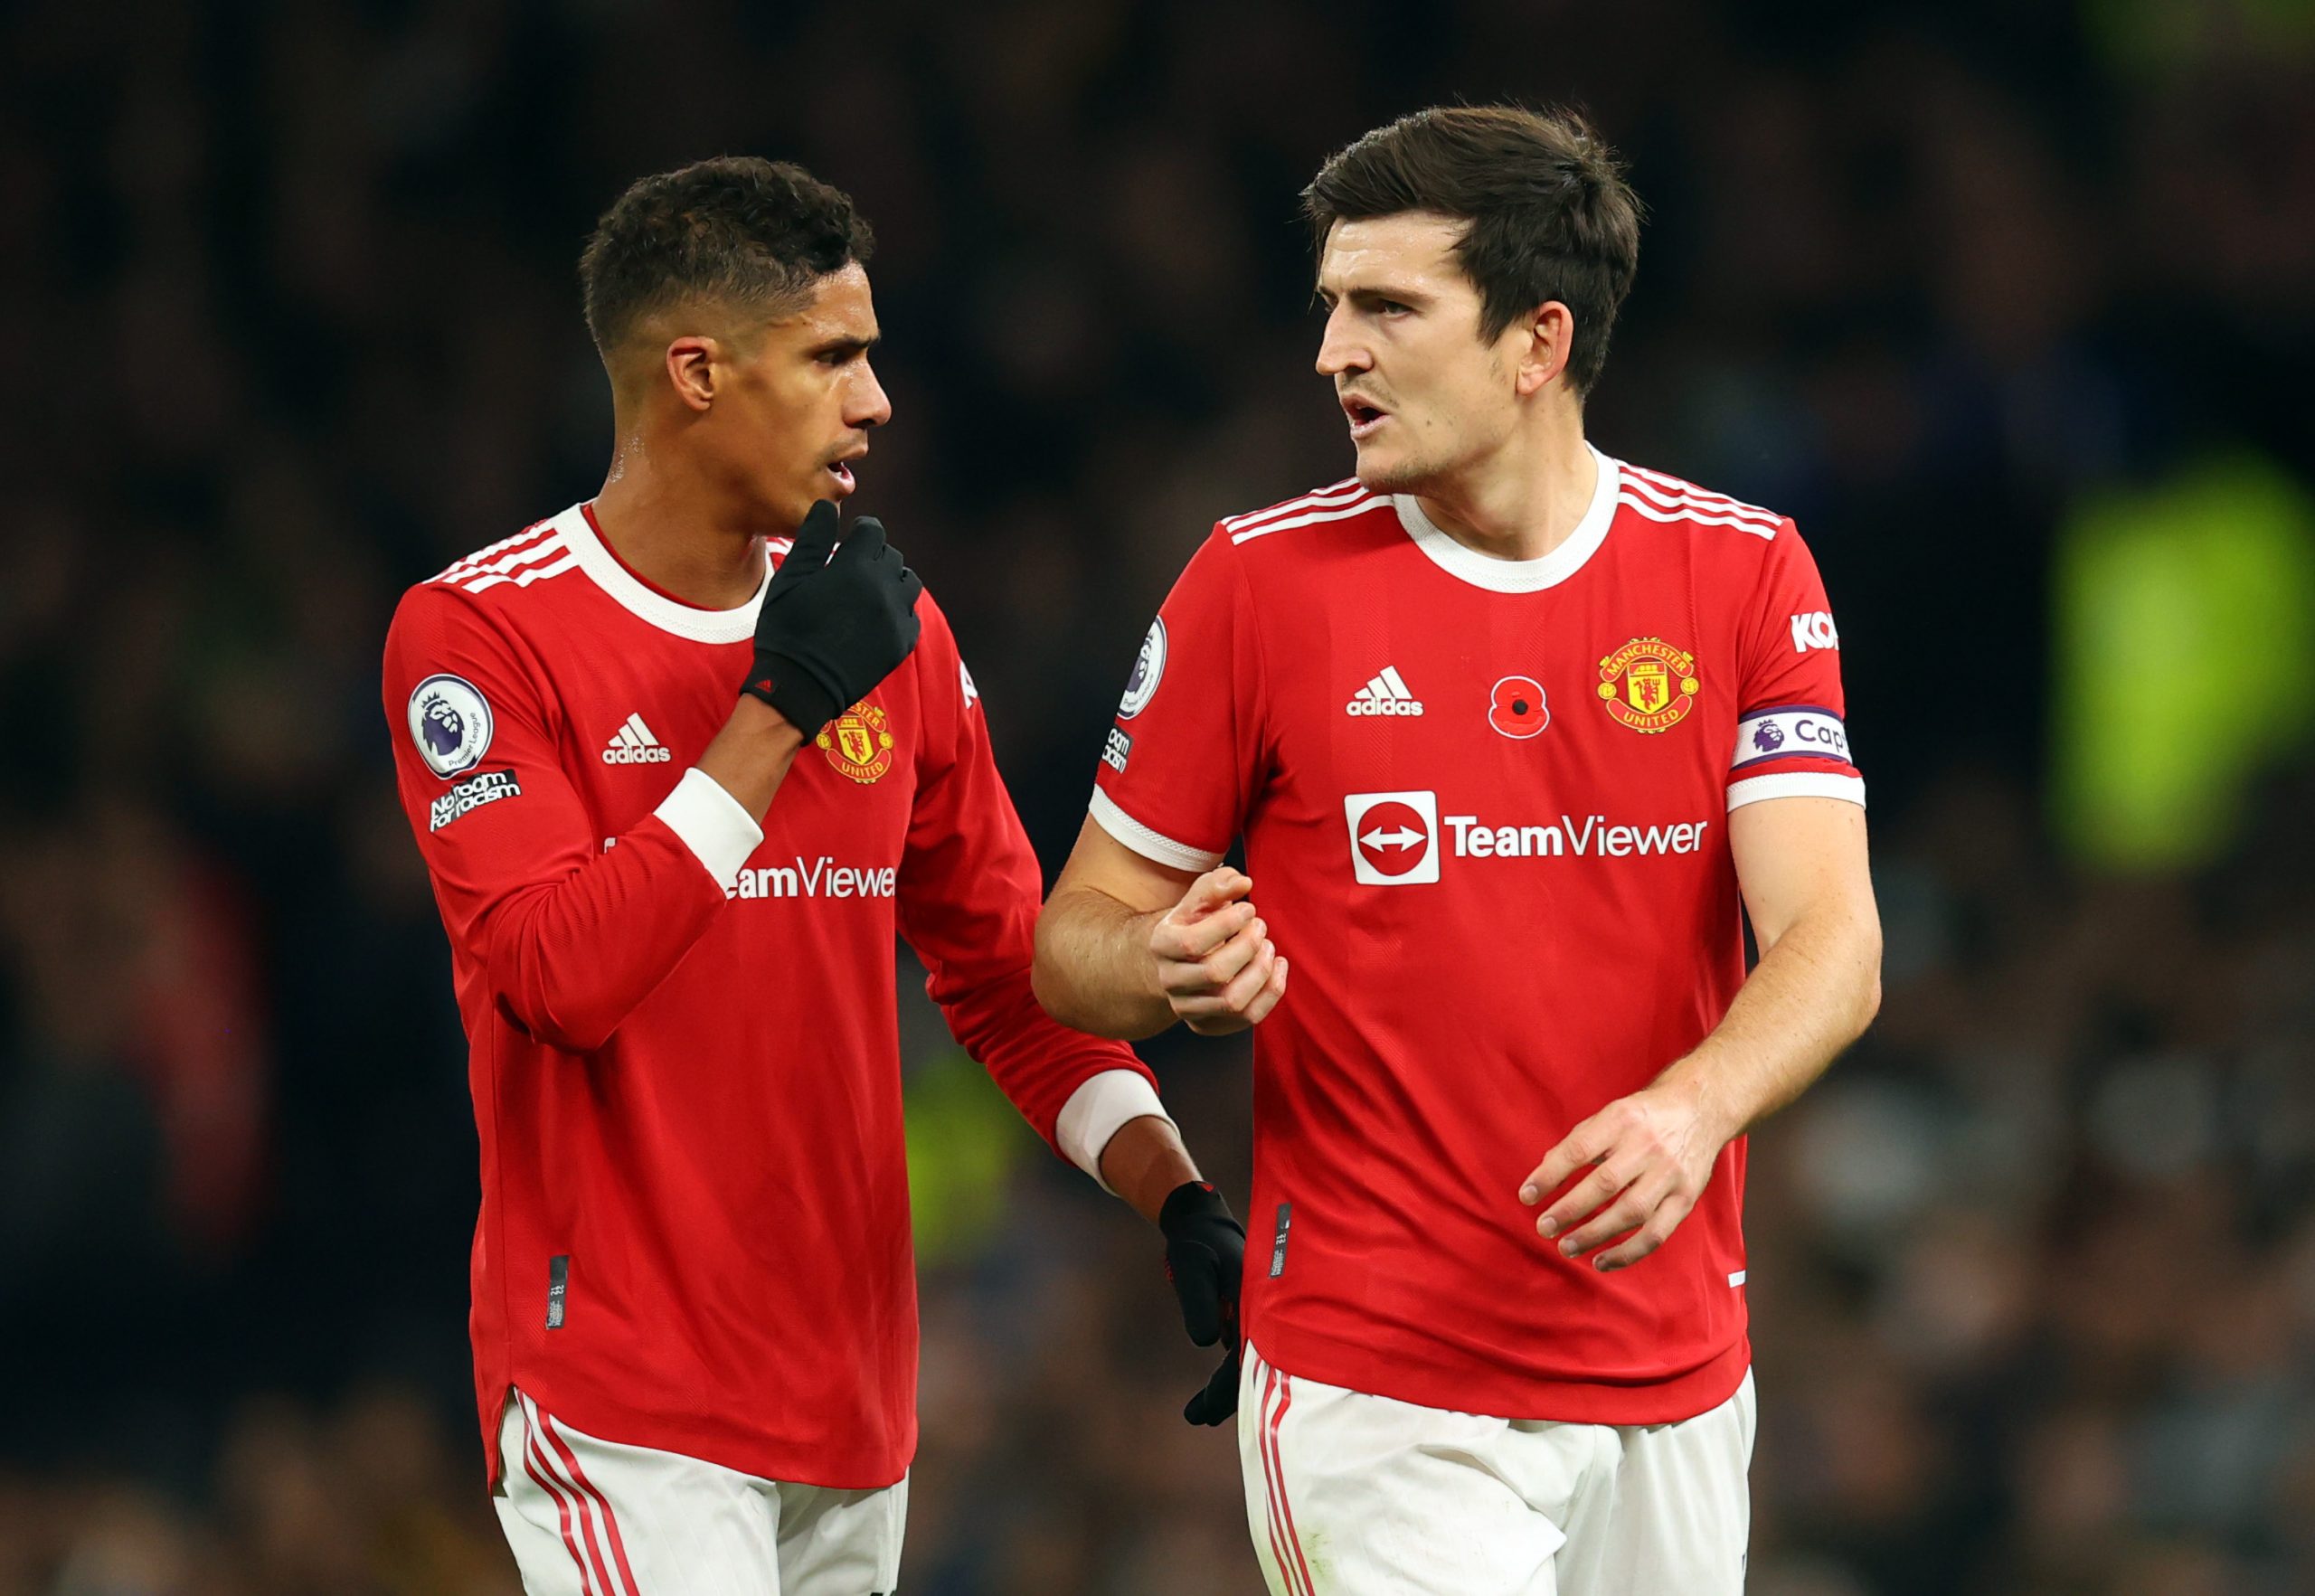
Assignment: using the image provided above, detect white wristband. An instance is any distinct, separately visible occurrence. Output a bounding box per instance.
[1056,1071,1175,1193]
[654,768,763,892]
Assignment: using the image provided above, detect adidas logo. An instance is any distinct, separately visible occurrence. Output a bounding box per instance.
[602,713,674,764]
[1346,666,1424,717]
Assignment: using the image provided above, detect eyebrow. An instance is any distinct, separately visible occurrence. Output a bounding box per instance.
[810,332,881,358]
[1315,283,1433,310]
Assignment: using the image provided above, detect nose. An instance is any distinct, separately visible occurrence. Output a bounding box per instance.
[851,361,893,430]
[1316,304,1371,379]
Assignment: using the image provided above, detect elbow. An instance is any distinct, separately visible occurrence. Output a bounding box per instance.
[540,1009,622,1056]
[1028,956,1070,1029]
[1852,922,1885,1040]
[483,893,631,1054]
[1030,917,1090,1033]
[497,989,621,1055]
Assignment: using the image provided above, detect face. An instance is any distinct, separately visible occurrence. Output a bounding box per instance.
[1315,213,1533,495]
[691,262,891,531]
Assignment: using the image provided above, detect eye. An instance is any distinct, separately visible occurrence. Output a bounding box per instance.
[1378,299,1412,316]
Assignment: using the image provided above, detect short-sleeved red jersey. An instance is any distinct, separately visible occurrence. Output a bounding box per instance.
[1091,450,1862,1425]
[385,502,1162,1491]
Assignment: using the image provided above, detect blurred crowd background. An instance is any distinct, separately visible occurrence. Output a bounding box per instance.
[5,0,2315,1591]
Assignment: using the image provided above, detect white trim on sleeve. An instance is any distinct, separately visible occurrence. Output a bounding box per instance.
[1088,787,1225,873]
[1056,1070,1176,1193]
[654,768,764,890]
[1726,771,1867,811]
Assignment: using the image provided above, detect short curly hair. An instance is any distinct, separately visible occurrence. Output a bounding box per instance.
[1303,106,1641,397]
[579,156,875,355]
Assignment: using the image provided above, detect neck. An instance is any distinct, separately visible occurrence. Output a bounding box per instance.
[1411,409,1597,563]
[590,418,770,609]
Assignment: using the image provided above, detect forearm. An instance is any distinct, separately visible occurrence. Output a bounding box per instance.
[488,704,799,1052]
[486,820,730,1051]
[1032,886,1175,1040]
[1097,1114,1203,1221]
[1654,905,1882,1141]
[695,694,807,821]
[929,951,1170,1162]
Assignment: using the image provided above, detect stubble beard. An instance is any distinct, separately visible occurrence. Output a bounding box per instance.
[1355,441,1450,498]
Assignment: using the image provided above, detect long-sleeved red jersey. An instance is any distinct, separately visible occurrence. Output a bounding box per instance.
[384,502,1165,1490]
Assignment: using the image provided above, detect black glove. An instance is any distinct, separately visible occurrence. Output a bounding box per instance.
[743,501,923,737]
[1159,1180,1246,1425]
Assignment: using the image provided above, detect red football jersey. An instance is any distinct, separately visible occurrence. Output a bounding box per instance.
[1091,449,1862,1425]
[385,502,1164,1490]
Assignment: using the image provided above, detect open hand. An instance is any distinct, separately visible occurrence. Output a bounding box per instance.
[1517,1086,1728,1271]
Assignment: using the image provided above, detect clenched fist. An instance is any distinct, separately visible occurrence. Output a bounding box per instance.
[1148,867,1288,1035]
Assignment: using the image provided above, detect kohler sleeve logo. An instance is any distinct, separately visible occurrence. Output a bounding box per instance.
[1790,611,1839,652]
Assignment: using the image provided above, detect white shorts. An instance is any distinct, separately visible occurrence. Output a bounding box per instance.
[493,1388,907,1595]
[1237,1343,1755,1596]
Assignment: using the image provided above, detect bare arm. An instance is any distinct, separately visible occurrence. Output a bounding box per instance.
[1098,1113,1205,1221]
[1039,821,1280,1424]
[1034,817,1288,1041]
[1034,819,1186,1038]
[1519,797,1881,1270]
[1651,798,1881,1134]
[694,694,808,821]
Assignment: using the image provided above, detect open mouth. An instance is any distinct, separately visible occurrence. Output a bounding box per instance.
[825,458,859,494]
[1342,397,1389,439]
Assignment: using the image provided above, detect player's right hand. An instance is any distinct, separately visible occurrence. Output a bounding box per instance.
[1148,867,1288,1036]
[742,499,923,738]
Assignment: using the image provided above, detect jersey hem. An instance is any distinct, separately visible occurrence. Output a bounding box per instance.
[491,1368,912,1495]
[482,1383,511,1490]
[1252,1319,1753,1428]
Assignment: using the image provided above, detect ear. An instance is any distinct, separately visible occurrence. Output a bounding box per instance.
[665,335,718,413]
[1513,302,1576,398]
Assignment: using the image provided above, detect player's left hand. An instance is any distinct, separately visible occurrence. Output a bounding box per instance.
[1158,1180,1246,1424]
[1517,1084,1731,1271]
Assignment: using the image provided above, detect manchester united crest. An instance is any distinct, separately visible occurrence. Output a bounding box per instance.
[817,701,896,783]
[1596,637,1701,732]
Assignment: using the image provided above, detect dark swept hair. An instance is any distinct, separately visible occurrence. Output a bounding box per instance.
[1302,105,1642,396]
[579,156,874,355]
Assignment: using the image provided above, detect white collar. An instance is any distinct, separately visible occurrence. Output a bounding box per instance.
[555,502,769,644]
[1393,445,1620,594]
